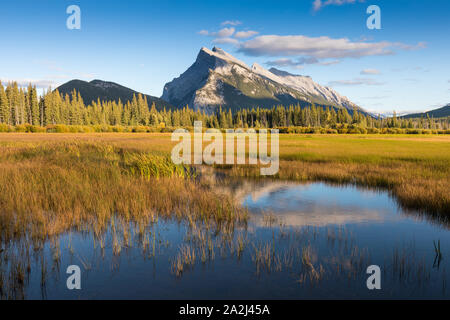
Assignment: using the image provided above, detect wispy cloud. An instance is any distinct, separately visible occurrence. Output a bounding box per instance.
[266,57,340,69]
[395,42,427,51]
[266,58,305,70]
[392,66,429,73]
[235,30,259,39]
[319,60,341,66]
[215,27,236,38]
[199,22,260,46]
[199,27,238,43]
[199,23,425,75]
[313,0,365,12]
[361,68,381,75]
[328,77,386,86]
[0,78,56,89]
[221,20,242,26]
[238,35,425,62]
[213,37,239,45]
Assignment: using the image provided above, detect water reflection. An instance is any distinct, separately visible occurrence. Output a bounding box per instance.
[243,182,397,227]
[1,179,449,299]
[222,178,450,229]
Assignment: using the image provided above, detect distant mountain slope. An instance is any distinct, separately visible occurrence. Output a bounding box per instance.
[266,67,358,111]
[402,104,450,119]
[162,47,364,113]
[57,80,173,110]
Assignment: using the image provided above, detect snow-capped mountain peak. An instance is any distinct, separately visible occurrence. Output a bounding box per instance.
[265,68,357,110]
[251,63,282,83]
[200,47,250,70]
[162,47,362,113]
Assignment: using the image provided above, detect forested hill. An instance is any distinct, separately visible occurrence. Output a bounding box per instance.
[402,104,450,119]
[57,79,174,110]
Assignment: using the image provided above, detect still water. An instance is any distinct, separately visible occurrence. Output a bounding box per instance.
[2,180,449,299]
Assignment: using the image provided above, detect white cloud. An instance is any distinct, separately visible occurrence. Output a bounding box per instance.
[213,37,240,45]
[313,0,365,12]
[266,57,340,69]
[395,42,427,51]
[1,78,56,89]
[266,58,305,70]
[361,69,381,75]
[221,20,242,26]
[392,66,429,73]
[215,27,235,38]
[239,35,424,61]
[234,30,259,39]
[319,60,340,66]
[328,78,386,86]
[199,26,239,44]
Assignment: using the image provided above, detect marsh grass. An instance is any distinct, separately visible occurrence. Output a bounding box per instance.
[124,152,195,180]
[0,138,248,296]
[0,140,247,244]
[0,133,448,298]
[227,134,450,216]
[389,243,431,287]
[1,133,448,215]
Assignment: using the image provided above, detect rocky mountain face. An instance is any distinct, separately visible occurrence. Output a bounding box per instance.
[162,47,362,113]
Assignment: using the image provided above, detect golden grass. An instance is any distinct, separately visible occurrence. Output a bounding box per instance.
[0,137,247,244]
[1,133,448,299]
[0,132,448,243]
[229,134,450,216]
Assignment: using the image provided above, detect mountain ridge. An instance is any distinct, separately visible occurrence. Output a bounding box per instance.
[162,47,364,113]
[57,79,173,110]
[401,104,450,119]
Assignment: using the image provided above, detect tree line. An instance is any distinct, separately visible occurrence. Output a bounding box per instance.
[0,81,448,131]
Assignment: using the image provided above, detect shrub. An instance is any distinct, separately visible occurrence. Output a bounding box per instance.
[112,126,125,133]
[367,128,380,134]
[55,125,70,133]
[15,125,28,132]
[28,125,46,133]
[0,124,13,132]
[325,128,338,134]
[132,126,149,133]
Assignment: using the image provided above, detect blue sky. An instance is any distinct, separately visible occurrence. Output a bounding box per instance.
[0,0,449,114]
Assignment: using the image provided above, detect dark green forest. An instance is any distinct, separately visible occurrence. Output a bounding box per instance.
[0,81,449,133]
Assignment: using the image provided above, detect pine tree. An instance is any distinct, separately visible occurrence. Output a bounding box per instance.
[0,82,9,124]
[29,85,40,125]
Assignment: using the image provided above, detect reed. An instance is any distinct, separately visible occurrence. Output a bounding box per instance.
[0,139,247,244]
[228,134,450,216]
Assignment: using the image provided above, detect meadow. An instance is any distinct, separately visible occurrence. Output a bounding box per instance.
[230,134,450,216]
[0,133,246,244]
[0,132,449,299]
[0,132,448,238]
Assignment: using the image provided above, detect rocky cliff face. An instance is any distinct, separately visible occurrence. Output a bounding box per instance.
[162,47,362,113]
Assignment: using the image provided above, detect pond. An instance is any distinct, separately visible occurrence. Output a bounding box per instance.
[1,180,449,299]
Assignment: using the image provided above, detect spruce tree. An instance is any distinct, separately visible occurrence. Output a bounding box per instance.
[0,82,9,124]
